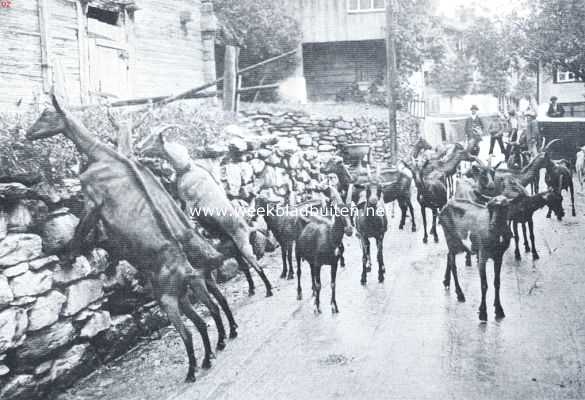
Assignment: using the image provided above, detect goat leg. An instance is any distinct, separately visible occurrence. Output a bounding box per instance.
[287,243,295,279]
[512,222,521,261]
[494,255,505,319]
[521,223,530,253]
[330,258,339,313]
[528,218,539,260]
[478,255,488,322]
[450,253,465,302]
[376,237,385,283]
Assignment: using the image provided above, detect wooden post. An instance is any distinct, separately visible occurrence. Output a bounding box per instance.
[38,0,52,93]
[76,1,89,103]
[223,45,239,112]
[385,0,398,166]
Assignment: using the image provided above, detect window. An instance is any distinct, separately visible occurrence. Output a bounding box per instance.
[348,0,385,12]
[87,6,119,25]
[556,69,578,83]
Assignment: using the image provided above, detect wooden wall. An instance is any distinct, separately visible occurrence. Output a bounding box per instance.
[286,0,386,43]
[0,1,44,109]
[303,40,386,100]
[133,0,208,98]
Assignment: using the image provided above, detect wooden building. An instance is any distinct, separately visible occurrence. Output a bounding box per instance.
[286,0,388,101]
[0,0,216,110]
[537,64,585,117]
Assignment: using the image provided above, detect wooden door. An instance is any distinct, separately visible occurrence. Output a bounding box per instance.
[87,18,129,99]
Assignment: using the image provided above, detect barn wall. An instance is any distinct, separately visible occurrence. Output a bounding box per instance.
[49,0,81,104]
[0,1,43,109]
[286,0,385,43]
[303,40,386,101]
[132,0,207,98]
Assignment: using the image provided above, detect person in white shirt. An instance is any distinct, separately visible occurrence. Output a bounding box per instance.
[505,110,519,162]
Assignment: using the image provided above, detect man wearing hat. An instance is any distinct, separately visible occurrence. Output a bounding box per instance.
[464,105,484,155]
[547,96,565,117]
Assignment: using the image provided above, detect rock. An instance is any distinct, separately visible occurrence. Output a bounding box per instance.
[80,310,112,338]
[276,138,299,154]
[257,149,272,159]
[10,296,36,307]
[7,201,33,234]
[3,262,29,278]
[61,279,104,317]
[31,180,62,204]
[93,314,140,362]
[250,159,266,175]
[217,259,239,283]
[14,321,76,363]
[45,344,96,389]
[27,290,67,331]
[29,255,59,271]
[0,275,13,309]
[0,308,28,352]
[335,120,353,130]
[240,162,254,184]
[34,360,52,376]
[224,164,242,197]
[297,134,313,147]
[0,363,9,376]
[318,144,337,152]
[53,255,93,286]
[228,136,248,152]
[87,248,109,274]
[40,209,79,254]
[0,374,36,400]
[9,269,52,298]
[135,306,168,334]
[0,234,43,267]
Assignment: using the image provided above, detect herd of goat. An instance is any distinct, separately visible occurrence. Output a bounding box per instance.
[25,92,580,382]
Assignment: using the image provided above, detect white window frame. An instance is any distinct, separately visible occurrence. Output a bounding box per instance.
[348,0,385,13]
[556,69,578,83]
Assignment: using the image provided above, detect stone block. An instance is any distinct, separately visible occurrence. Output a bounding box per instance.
[61,279,104,317]
[27,290,66,331]
[9,269,52,298]
[0,308,28,352]
[0,374,36,400]
[28,255,59,271]
[14,321,76,362]
[80,310,112,339]
[3,262,29,278]
[0,234,42,267]
[53,255,93,286]
[0,275,13,309]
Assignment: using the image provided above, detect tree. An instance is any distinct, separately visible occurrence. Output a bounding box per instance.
[522,0,585,82]
[428,55,474,104]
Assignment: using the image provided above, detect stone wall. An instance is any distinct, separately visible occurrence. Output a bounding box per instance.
[0,108,421,399]
[0,232,167,400]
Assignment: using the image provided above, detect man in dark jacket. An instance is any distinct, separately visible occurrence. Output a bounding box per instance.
[547,96,565,117]
[464,105,483,156]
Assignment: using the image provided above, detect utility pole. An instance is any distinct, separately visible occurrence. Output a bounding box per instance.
[385,0,398,165]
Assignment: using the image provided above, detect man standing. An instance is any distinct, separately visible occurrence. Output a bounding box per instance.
[488,113,506,156]
[547,96,565,117]
[505,110,519,162]
[464,105,483,156]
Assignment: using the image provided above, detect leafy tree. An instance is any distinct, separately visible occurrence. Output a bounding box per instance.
[522,0,585,82]
[428,55,474,103]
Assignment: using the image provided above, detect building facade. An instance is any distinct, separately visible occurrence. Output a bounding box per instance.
[0,0,216,110]
[538,64,585,117]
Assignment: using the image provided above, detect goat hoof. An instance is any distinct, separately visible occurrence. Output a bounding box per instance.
[287,273,294,280]
[229,329,238,339]
[423,237,428,244]
[457,293,466,302]
[478,310,488,322]
[524,247,530,253]
[434,236,439,243]
[360,277,367,285]
[443,279,450,289]
[248,289,255,297]
[412,226,417,232]
[573,211,577,217]
[366,266,372,273]
[546,214,551,219]
[202,359,212,370]
[217,340,226,351]
[532,252,540,260]
[514,252,521,261]
[495,307,506,320]
[398,225,404,230]
[280,272,287,279]
[378,275,384,283]
[265,289,273,297]
[297,292,302,301]
[331,304,339,314]
[314,306,322,314]
[185,373,196,383]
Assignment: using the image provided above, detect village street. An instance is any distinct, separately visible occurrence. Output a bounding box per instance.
[58,151,585,400]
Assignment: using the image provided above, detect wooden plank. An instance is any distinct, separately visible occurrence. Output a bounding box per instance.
[77,1,89,104]
[38,0,51,92]
[223,45,238,112]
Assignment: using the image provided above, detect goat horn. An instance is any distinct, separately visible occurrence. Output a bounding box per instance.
[544,138,560,151]
[540,137,546,151]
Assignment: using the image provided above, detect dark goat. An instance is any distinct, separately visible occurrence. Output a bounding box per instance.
[404,161,448,243]
[545,159,576,217]
[295,186,353,313]
[355,180,388,285]
[439,196,512,321]
[509,189,564,261]
[254,197,324,280]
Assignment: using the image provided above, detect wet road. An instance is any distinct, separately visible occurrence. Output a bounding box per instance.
[59,186,585,400]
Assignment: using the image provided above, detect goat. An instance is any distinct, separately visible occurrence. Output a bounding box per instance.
[254,197,324,280]
[508,189,564,261]
[545,159,576,217]
[403,160,448,243]
[355,180,388,285]
[439,196,512,321]
[575,147,585,190]
[295,186,353,313]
